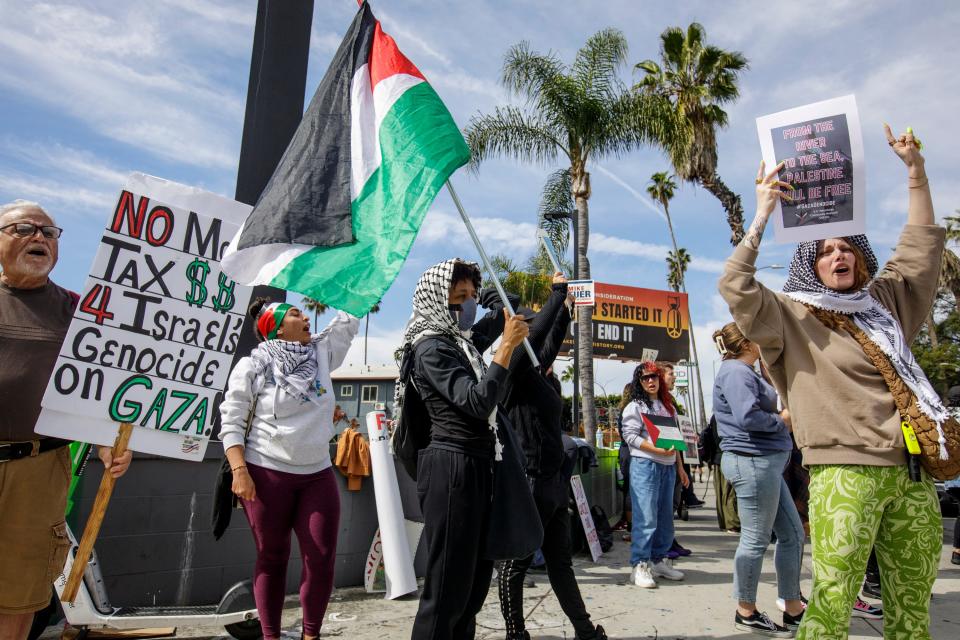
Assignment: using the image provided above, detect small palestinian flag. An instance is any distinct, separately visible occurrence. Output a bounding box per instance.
[222,1,469,316]
[642,414,687,451]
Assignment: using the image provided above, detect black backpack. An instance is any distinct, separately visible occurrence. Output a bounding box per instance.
[392,342,432,480]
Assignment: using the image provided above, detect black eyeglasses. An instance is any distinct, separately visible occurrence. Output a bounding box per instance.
[0,222,63,239]
[640,373,659,381]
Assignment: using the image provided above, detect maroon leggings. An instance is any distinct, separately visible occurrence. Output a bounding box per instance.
[241,464,341,638]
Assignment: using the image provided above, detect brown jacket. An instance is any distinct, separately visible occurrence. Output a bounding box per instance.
[335,427,371,490]
[719,225,945,466]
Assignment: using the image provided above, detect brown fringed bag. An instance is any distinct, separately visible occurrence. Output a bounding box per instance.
[807,306,960,480]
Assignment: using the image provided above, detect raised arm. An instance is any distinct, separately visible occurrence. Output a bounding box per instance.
[317,310,360,370]
[717,161,792,363]
[870,125,944,339]
[508,276,569,372]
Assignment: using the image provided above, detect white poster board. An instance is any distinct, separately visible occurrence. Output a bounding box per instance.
[756,95,865,244]
[35,174,254,460]
[365,411,418,599]
[678,414,700,465]
[640,348,659,363]
[674,367,689,388]
[570,475,602,562]
[568,280,595,307]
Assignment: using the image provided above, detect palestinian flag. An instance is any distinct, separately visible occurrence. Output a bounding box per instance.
[642,414,687,451]
[222,1,470,316]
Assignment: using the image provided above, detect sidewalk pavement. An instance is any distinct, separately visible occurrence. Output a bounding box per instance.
[63,477,960,639]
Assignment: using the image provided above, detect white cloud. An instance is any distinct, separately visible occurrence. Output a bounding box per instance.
[0,2,245,170]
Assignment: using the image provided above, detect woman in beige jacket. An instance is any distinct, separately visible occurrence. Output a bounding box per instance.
[719,125,946,640]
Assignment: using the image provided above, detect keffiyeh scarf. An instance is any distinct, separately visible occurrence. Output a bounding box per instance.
[393,259,503,460]
[783,235,950,459]
[250,337,323,408]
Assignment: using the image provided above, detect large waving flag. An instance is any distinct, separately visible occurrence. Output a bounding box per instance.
[222,1,470,316]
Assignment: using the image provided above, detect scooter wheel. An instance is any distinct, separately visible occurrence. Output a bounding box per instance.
[225,619,263,640]
[218,580,261,640]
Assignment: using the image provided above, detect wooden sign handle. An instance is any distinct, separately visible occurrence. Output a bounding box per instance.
[61,423,133,603]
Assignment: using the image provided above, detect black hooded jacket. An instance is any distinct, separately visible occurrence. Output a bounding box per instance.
[501,283,571,477]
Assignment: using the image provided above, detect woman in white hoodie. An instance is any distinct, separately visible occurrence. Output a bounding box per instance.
[220,297,359,640]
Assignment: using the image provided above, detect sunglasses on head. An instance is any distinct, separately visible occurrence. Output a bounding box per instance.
[1,222,63,239]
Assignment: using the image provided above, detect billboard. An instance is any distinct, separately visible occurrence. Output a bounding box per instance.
[560,282,689,362]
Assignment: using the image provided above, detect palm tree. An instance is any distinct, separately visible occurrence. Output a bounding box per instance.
[363,301,381,366]
[926,213,960,347]
[635,23,749,245]
[647,171,706,429]
[466,28,674,444]
[666,247,690,292]
[301,297,328,328]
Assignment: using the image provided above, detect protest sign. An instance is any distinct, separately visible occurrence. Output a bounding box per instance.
[568,279,596,307]
[570,475,602,562]
[36,174,254,461]
[560,283,689,362]
[674,366,689,388]
[757,95,865,243]
[678,415,700,465]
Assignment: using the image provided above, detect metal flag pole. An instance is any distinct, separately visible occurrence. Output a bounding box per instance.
[445,180,540,368]
[536,229,565,275]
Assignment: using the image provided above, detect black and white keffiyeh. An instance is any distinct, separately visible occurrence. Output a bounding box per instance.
[393,258,503,460]
[250,338,323,407]
[782,235,950,459]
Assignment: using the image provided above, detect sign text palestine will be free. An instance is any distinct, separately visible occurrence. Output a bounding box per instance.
[44,189,253,439]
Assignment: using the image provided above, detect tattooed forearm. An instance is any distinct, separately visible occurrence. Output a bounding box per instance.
[741,214,769,251]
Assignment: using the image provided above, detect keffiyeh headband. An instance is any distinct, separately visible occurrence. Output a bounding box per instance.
[257,302,292,340]
[781,235,950,459]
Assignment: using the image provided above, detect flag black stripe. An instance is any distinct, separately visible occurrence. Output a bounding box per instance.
[237,3,377,251]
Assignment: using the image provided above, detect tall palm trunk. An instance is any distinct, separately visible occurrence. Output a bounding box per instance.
[663,205,706,430]
[573,169,597,444]
[699,171,745,245]
[926,312,939,349]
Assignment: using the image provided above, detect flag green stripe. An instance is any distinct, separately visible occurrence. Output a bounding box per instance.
[271,82,469,316]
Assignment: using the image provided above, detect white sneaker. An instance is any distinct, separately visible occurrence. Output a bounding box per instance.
[631,561,657,588]
[651,558,684,581]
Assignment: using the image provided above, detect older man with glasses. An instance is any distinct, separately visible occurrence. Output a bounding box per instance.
[0,200,131,640]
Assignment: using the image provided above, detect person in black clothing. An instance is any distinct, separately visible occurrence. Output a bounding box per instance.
[496,273,608,640]
[405,259,529,640]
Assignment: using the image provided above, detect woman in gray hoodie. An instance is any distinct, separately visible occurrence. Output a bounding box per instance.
[220,297,359,640]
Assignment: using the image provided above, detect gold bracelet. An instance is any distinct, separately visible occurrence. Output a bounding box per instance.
[231,464,247,472]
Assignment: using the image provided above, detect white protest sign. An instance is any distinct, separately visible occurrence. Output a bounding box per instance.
[568,279,595,307]
[678,414,700,465]
[570,475,602,562]
[366,410,418,599]
[757,95,865,243]
[36,174,254,461]
[640,348,659,363]
[674,366,689,388]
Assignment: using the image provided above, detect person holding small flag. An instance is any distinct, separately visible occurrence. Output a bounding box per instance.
[620,361,689,588]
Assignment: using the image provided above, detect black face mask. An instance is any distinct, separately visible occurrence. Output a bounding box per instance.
[448,298,477,331]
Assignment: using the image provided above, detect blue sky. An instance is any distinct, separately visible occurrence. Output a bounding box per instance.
[2,0,958,416]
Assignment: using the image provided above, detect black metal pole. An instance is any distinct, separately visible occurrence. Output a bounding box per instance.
[571,216,580,434]
[232,0,315,360]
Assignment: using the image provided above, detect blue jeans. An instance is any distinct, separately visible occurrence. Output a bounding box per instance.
[629,457,676,566]
[721,450,804,603]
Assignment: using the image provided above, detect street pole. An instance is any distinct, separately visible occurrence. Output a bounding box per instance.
[231,0,314,362]
[571,216,581,435]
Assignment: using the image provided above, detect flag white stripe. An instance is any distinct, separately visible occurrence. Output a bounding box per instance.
[221,220,313,285]
[350,66,425,200]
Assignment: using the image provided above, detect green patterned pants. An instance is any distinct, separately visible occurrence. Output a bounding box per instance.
[797,464,941,640]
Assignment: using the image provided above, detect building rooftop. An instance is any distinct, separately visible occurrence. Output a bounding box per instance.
[332,363,400,380]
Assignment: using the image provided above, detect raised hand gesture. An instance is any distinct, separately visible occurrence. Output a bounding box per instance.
[755,160,794,218]
[883,123,924,170]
